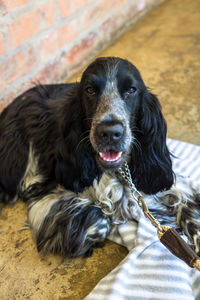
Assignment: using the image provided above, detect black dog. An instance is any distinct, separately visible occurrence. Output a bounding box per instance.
[0,57,199,257]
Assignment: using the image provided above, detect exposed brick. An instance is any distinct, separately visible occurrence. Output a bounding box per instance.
[125,1,145,20]
[0,92,15,113]
[80,0,111,31]
[0,102,5,113]
[39,18,79,60]
[8,1,56,48]
[0,0,162,107]
[0,32,6,55]
[36,61,63,84]
[1,0,28,11]
[0,80,6,92]
[66,32,97,66]
[136,0,147,11]
[111,0,128,9]
[8,12,40,48]
[38,1,56,31]
[1,83,34,112]
[0,47,37,87]
[0,1,6,12]
[100,16,119,41]
[57,0,91,18]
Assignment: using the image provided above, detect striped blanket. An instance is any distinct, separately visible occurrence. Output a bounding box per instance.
[86,139,200,300]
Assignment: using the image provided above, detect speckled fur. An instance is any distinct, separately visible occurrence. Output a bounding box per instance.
[2,57,199,258]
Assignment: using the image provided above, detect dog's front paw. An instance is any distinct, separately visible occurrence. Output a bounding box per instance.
[66,205,111,258]
[177,196,200,255]
[34,200,111,258]
[82,214,111,257]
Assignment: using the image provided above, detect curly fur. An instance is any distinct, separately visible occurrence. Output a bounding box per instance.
[0,57,199,257]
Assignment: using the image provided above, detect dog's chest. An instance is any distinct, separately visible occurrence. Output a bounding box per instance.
[79,172,140,224]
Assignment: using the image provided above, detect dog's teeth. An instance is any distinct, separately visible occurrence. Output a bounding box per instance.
[99,151,122,162]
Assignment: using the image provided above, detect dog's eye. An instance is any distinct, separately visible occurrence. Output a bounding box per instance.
[124,87,137,96]
[86,87,96,95]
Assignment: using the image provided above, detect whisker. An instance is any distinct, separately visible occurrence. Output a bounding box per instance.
[132,138,142,154]
[76,136,90,151]
[131,126,143,134]
[79,130,90,139]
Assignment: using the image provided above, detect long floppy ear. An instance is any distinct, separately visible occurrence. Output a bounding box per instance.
[54,88,99,193]
[130,91,174,195]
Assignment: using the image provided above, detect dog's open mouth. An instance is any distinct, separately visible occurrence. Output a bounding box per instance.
[99,150,122,162]
[97,150,123,168]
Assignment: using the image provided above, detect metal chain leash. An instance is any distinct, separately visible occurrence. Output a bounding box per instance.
[117,161,200,271]
[117,161,164,232]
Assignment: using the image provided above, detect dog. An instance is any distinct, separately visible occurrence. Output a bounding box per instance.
[0,57,199,258]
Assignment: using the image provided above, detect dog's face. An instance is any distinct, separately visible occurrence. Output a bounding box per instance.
[80,57,146,170]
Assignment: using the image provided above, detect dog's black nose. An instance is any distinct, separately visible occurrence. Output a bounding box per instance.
[96,123,124,142]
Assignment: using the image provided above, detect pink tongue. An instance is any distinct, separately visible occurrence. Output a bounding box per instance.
[102,150,119,160]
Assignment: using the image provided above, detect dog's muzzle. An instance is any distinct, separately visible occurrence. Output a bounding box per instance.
[94,120,126,169]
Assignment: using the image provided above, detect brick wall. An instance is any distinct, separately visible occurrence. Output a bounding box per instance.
[0,0,163,109]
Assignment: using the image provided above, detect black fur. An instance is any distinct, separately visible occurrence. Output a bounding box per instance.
[130,91,173,194]
[35,195,110,258]
[0,57,176,257]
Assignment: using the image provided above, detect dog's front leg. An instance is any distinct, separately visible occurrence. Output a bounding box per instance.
[154,177,200,255]
[176,193,200,255]
[27,186,111,257]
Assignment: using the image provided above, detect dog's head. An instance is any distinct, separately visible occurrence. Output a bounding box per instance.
[79,57,145,169]
[78,57,173,194]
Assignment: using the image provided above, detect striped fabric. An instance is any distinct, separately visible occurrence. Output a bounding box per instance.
[86,139,200,300]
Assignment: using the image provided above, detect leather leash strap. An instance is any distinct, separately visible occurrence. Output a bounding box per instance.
[158,226,200,270]
[117,162,200,271]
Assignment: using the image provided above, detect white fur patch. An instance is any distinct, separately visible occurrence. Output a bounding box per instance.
[193,232,200,253]
[87,218,109,241]
[19,143,43,192]
[79,172,139,224]
[28,186,69,234]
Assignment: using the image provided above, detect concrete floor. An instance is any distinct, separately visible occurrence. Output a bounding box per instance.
[1,0,200,299]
